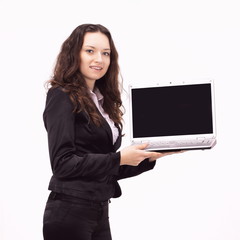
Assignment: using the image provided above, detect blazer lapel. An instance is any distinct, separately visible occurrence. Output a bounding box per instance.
[113,124,122,151]
[102,118,114,144]
[91,88,121,149]
[102,119,122,150]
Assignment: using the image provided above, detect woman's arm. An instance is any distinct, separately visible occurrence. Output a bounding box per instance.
[117,144,182,180]
[43,87,120,179]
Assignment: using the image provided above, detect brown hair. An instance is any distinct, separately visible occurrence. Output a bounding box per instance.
[47,24,124,128]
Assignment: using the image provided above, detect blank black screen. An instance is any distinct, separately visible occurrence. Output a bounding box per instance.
[131,84,213,138]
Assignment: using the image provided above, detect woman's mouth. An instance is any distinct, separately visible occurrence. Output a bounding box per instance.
[90,66,103,71]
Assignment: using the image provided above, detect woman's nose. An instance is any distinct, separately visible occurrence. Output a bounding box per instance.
[94,52,103,63]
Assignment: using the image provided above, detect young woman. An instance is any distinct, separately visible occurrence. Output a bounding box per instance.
[43,24,177,240]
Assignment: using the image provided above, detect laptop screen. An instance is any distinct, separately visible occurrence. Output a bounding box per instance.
[131,83,213,138]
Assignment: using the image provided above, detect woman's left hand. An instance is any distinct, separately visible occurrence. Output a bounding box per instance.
[148,150,185,162]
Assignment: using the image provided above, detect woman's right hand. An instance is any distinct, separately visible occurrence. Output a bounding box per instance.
[120,143,162,166]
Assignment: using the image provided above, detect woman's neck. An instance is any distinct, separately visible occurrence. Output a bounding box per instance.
[85,79,96,91]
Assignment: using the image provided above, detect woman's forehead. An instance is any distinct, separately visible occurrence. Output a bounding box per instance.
[82,32,110,49]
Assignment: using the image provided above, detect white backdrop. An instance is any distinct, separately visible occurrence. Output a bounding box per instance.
[1,0,240,239]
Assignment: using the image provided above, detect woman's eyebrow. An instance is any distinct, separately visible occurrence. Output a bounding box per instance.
[84,45,95,48]
[84,45,110,51]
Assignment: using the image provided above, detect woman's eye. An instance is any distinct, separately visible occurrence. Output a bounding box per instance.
[103,52,110,56]
[86,49,94,53]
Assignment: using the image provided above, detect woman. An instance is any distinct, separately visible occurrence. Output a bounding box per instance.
[43,24,176,240]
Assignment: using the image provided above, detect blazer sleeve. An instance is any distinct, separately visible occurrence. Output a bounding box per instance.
[117,159,156,180]
[43,88,120,179]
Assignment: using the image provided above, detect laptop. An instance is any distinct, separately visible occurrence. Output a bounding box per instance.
[129,80,217,152]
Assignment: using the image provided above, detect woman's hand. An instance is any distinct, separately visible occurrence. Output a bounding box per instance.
[148,150,184,162]
[120,143,185,166]
[119,143,159,166]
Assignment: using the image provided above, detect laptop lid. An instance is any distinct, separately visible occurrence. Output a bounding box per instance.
[129,80,217,150]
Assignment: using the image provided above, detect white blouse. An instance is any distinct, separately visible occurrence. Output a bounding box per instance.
[89,88,119,144]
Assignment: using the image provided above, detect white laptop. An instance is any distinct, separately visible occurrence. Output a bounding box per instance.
[129,80,217,151]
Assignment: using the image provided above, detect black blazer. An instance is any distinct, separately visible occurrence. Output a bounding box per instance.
[43,87,156,202]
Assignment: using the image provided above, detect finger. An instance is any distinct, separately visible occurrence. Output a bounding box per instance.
[152,153,163,159]
[135,143,149,150]
[145,151,162,159]
[161,150,185,157]
[149,151,178,159]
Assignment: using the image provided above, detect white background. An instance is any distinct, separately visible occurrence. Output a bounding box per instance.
[1,0,240,239]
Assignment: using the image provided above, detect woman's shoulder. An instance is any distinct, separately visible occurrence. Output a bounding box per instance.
[47,86,66,96]
[45,86,73,108]
[46,86,70,100]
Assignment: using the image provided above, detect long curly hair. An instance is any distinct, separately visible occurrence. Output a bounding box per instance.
[47,24,124,129]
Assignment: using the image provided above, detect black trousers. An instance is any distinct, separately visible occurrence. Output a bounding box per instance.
[43,192,112,240]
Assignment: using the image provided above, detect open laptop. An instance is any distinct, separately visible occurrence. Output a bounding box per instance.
[129,80,217,151]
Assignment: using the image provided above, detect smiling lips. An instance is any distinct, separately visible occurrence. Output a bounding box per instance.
[90,66,103,71]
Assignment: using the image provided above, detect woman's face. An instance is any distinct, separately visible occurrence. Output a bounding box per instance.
[80,32,111,90]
